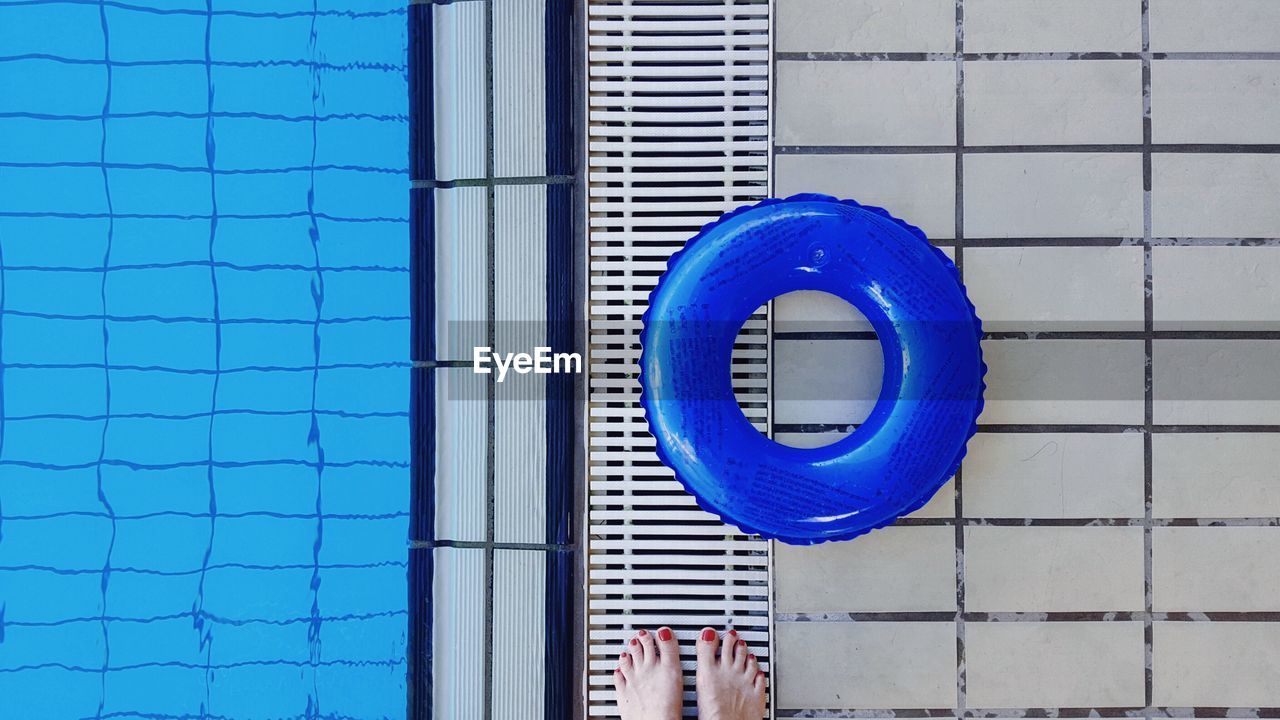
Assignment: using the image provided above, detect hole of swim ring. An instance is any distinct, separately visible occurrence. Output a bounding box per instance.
[732,290,885,449]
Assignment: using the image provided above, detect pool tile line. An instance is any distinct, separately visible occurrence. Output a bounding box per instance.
[304,1,329,709]
[95,4,120,715]
[12,0,405,19]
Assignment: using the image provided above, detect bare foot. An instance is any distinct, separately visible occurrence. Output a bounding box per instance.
[695,627,766,720]
[613,627,683,720]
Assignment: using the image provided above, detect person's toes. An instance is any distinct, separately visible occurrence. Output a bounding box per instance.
[754,669,767,694]
[719,629,737,665]
[655,626,679,664]
[696,627,718,665]
[731,637,748,670]
[746,652,759,676]
[613,666,626,691]
[626,633,645,666]
[618,650,634,681]
[635,628,657,663]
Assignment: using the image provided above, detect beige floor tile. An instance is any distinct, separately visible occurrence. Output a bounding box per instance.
[965,526,1146,612]
[776,61,956,146]
[964,153,1144,239]
[776,621,956,709]
[1153,246,1280,330]
[1153,527,1280,611]
[1153,622,1280,706]
[1152,154,1280,239]
[774,289,872,334]
[777,0,955,53]
[963,432,1144,518]
[1149,0,1280,52]
[775,153,957,239]
[965,622,1146,708]
[1153,433,1280,518]
[1152,61,1280,144]
[977,339,1146,425]
[776,526,956,613]
[964,246,1145,332]
[775,338,882,426]
[965,61,1142,146]
[1153,340,1280,425]
[965,0,1142,52]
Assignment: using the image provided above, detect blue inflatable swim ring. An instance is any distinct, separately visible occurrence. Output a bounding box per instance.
[639,194,986,544]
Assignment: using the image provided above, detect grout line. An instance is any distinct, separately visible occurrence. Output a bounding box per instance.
[952,1,966,713]
[876,516,1280,527]
[768,0,779,713]
[962,237,1280,246]
[775,143,1280,155]
[305,1,326,709]
[774,330,1280,341]
[777,611,1280,623]
[775,50,1280,61]
[773,707,1280,718]
[483,0,496,714]
[96,4,120,714]
[414,539,575,551]
[1142,0,1156,709]
[774,423,1280,434]
[412,174,574,189]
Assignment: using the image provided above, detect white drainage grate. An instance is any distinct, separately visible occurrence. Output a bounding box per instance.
[583,0,773,716]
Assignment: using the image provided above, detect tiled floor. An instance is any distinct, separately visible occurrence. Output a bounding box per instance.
[770,0,1280,714]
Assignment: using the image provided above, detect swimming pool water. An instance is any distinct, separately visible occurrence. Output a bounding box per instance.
[0,1,410,717]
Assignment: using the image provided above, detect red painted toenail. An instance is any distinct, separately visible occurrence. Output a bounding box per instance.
[657,627,672,641]
[727,629,737,636]
[749,653,756,660]
[738,639,746,647]
[637,629,647,636]
[629,638,637,646]
[701,628,716,642]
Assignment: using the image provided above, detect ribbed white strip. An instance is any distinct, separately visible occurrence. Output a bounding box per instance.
[492,550,547,720]
[493,0,547,177]
[435,186,489,542]
[432,548,486,719]
[494,184,550,543]
[584,0,773,716]
[433,2,485,181]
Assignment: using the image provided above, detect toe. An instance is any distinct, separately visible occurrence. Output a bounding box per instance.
[655,626,680,665]
[618,651,634,681]
[754,669,767,694]
[696,627,718,665]
[636,628,657,663]
[731,638,748,670]
[719,629,737,666]
[746,652,759,675]
[626,635,645,666]
[613,667,626,691]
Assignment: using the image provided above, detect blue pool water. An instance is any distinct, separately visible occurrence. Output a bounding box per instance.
[0,1,409,717]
